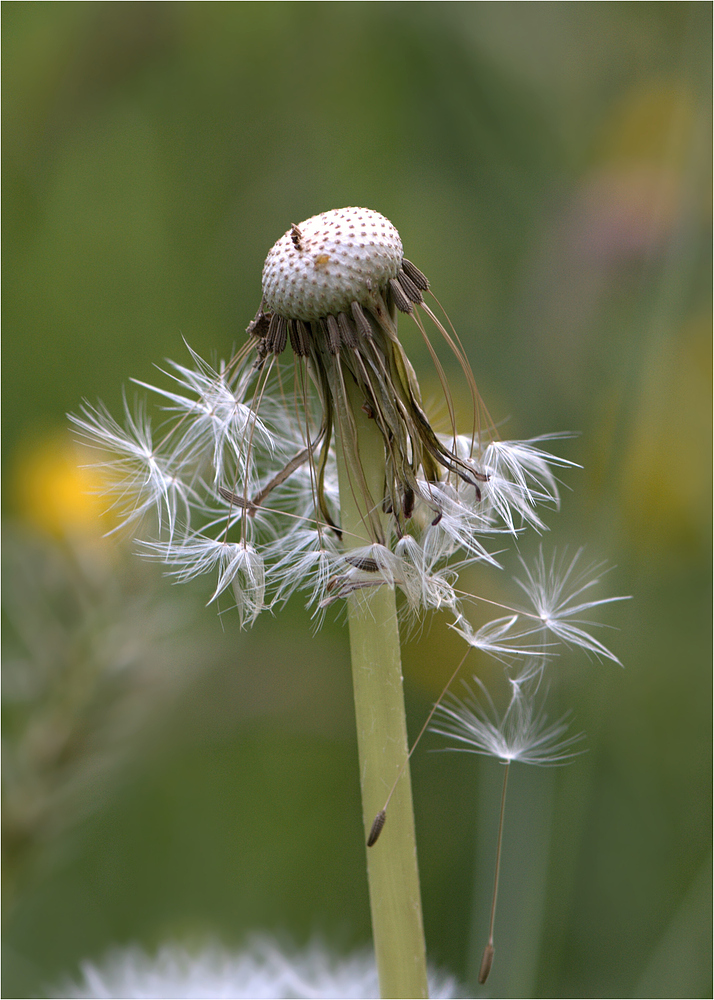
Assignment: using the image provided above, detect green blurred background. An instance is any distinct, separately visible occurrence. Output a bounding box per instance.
[3,3,711,997]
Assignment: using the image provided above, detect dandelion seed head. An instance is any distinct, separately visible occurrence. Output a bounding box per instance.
[262,208,403,321]
[69,209,608,641]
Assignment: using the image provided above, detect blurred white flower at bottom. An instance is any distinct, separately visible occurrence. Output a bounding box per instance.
[58,937,461,999]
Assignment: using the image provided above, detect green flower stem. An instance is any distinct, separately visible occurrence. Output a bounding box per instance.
[335,375,429,1000]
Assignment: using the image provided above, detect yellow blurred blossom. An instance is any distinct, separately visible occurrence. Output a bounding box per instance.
[11,433,110,539]
[619,314,712,556]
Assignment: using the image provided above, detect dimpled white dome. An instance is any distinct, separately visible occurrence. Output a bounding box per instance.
[262,207,403,321]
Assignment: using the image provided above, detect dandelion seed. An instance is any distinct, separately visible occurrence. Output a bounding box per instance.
[449,614,548,665]
[140,536,265,624]
[69,398,197,541]
[515,547,630,664]
[367,810,387,848]
[133,345,271,484]
[431,674,583,766]
[431,675,583,983]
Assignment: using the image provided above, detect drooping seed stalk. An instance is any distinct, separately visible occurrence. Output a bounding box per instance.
[335,375,429,1000]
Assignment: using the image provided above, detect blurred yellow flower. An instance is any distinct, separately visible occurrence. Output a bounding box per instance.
[595,80,697,169]
[11,433,110,539]
[620,314,712,555]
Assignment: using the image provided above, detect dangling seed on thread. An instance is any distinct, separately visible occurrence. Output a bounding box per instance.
[478,943,495,985]
[367,810,387,847]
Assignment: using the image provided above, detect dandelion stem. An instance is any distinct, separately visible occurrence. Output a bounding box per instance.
[335,375,429,1000]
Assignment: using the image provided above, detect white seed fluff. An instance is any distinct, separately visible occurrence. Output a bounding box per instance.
[262,207,403,321]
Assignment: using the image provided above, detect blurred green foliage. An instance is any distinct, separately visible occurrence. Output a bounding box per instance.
[3,3,711,997]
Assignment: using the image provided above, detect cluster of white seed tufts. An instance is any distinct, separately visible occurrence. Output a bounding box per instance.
[70,205,625,655]
[261,207,404,321]
[58,939,460,999]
